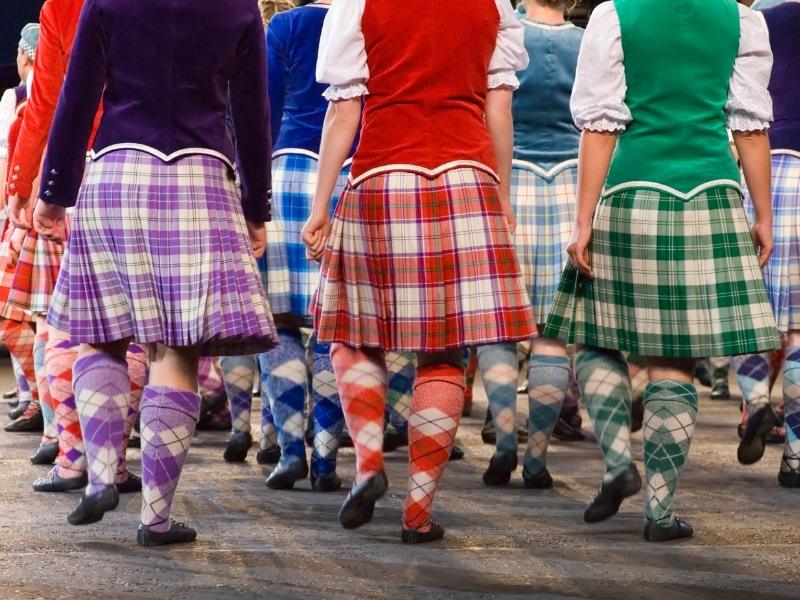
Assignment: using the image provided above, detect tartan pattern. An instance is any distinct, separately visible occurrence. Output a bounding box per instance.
[512,162,576,324]
[259,153,349,318]
[743,153,800,332]
[0,220,32,323]
[47,150,278,356]
[314,168,537,351]
[7,228,65,315]
[544,186,781,358]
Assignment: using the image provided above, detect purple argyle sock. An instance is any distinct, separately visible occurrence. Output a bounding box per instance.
[140,386,201,532]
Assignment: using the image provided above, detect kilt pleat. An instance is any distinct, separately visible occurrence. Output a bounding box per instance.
[743,152,800,333]
[0,219,32,323]
[543,185,781,357]
[313,167,537,351]
[6,228,64,315]
[47,149,278,356]
[511,160,576,324]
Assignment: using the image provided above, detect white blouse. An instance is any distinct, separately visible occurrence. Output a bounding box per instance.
[570,2,773,133]
[316,0,529,101]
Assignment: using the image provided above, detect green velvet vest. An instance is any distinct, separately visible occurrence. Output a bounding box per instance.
[605,0,741,198]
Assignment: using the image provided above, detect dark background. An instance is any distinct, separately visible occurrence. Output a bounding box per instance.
[0,0,45,90]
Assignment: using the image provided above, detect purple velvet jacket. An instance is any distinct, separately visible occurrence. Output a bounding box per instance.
[40,0,272,222]
[762,3,800,153]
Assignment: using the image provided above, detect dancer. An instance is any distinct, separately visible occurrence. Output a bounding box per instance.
[477,0,583,490]
[544,0,780,541]
[305,0,534,542]
[738,0,800,485]
[26,0,276,545]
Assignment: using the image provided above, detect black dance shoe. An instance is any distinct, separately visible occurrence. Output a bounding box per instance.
[8,402,26,419]
[778,455,800,488]
[256,446,281,465]
[644,517,693,542]
[4,388,18,401]
[116,472,142,494]
[33,470,87,492]
[339,470,388,529]
[4,405,43,432]
[449,445,465,461]
[631,397,644,433]
[30,442,59,465]
[383,428,408,452]
[137,520,197,546]
[482,451,517,486]
[522,465,554,489]
[694,362,712,388]
[584,465,642,523]
[127,435,141,449]
[223,431,252,463]
[710,380,730,401]
[68,485,119,525]
[311,471,343,492]
[401,519,445,544]
[737,405,776,465]
[552,417,586,442]
[265,457,309,490]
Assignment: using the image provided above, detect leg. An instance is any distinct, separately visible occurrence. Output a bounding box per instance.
[641,357,698,541]
[260,328,310,488]
[709,356,731,400]
[575,345,641,523]
[385,351,414,446]
[477,343,520,485]
[779,333,800,487]
[0,317,41,432]
[523,336,570,487]
[732,352,776,464]
[462,347,478,416]
[256,372,280,464]
[402,349,464,542]
[138,343,202,546]
[309,334,344,491]
[116,343,147,489]
[31,317,58,462]
[220,354,257,462]
[628,354,649,433]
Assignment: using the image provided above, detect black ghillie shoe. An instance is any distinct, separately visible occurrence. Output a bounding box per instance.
[631,397,644,434]
[116,472,142,494]
[339,471,388,529]
[584,465,642,523]
[482,451,517,486]
[68,486,119,525]
[778,455,800,488]
[710,380,730,400]
[522,465,553,490]
[223,431,252,463]
[644,517,693,542]
[256,446,281,465]
[737,405,776,465]
[4,404,43,432]
[33,469,87,493]
[30,442,59,465]
[449,445,465,461]
[401,519,445,544]
[311,471,343,492]
[265,457,309,490]
[137,520,197,547]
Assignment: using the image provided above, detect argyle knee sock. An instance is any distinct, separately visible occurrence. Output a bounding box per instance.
[709,356,730,384]
[782,347,800,472]
[386,351,414,434]
[733,353,772,416]
[0,318,36,409]
[259,329,308,468]
[73,353,130,495]
[331,344,387,484]
[221,355,257,434]
[45,331,85,477]
[259,391,278,451]
[628,355,649,402]
[140,386,201,532]
[575,346,633,482]
[310,338,344,477]
[477,343,519,456]
[403,363,465,530]
[643,380,698,526]
[197,356,226,397]
[116,343,147,483]
[524,354,570,475]
[33,327,57,443]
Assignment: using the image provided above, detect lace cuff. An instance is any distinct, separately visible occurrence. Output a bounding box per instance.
[727,111,770,133]
[580,118,627,133]
[488,71,520,91]
[322,83,368,102]
[725,86,772,132]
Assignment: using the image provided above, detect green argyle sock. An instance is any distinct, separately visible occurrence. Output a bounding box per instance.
[643,380,698,526]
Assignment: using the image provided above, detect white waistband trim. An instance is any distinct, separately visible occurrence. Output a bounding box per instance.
[272,148,353,167]
[771,149,800,159]
[90,144,235,170]
[602,179,742,200]
[512,158,578,180]
[348,161,499,187]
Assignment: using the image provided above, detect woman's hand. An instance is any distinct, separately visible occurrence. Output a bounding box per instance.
[301,208,331,262]
[7,226,27,266]
[33,201,68,243]
[750,220,773,268]
[246,220,266,259]
[567,221,594,278]
[7,195,33,230]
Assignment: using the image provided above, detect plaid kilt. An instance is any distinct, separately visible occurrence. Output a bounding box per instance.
[313,167,537,351]
[543,185,781,358]
[743,152,800,333]
[0,219,31,323]
[512,159,576,324]
[258,152,348,318]
[47,149,278,356]
[6,228,64,315]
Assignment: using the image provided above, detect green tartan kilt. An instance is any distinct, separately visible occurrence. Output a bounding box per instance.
[542,185,781,358]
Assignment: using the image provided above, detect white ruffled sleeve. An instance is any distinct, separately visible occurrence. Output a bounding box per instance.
[726,6,773,132]
[569,2,631,132]
[488,0,529,90]
[316,0,369,101]
[0,88,17,159]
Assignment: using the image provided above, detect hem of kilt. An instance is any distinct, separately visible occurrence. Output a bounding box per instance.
[314,330,537,353]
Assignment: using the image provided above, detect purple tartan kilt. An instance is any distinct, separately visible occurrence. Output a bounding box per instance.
[47,149,278,356]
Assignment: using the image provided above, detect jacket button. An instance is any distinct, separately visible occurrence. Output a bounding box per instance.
[50,169,57,175]
[48,180,54,185]
[44,191,52,197]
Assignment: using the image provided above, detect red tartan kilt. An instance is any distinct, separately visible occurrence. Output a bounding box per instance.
[6,226,66,316]
[0,219,32,322]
